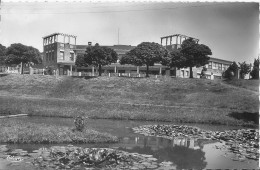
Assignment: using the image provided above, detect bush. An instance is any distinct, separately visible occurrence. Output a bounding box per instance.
[223,62,238,80]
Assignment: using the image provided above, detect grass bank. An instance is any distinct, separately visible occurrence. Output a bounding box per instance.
[0,119,118,144]
[0,74,258,127]
[222,79,259,92]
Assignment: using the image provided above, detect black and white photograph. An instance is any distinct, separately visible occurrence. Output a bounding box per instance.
[0,0,259,169]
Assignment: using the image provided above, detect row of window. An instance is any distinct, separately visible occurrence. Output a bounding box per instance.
[207,62,229,70]
[46,51,54,62]
[59,51,75,61]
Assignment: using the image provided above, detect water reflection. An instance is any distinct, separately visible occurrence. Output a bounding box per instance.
[118,136,210,169]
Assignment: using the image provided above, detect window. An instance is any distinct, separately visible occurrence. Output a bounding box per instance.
[70,52,74,61]
[218,63,222,70]
[213,62,217,69]
[60,43,64,48]
[60,51,64,60]
[208,62,212,69]
[46,52,48,62]
[52,51,54,61]
[186,71,189,76]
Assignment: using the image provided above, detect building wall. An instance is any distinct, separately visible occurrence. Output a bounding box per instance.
[42,33,233,79]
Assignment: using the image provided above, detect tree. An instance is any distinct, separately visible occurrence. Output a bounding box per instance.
[250,58,259,79]
[161,49,186,68]
[238,61,251,79]
[200,66,207,79]
[222,61,239,80]
[75,43,118,76]
[5,43,41,74]
[0,44,6,65]
[120,42,168,77]
[180,38,212,78]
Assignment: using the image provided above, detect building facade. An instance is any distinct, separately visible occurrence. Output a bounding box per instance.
[160,34,233,79]
[42,33,233,79]
[43,33,77,75]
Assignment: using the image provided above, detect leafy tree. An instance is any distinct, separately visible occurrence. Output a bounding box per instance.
[161,49,186,68]
[5,43,41,74]
[250,58,259,79]
[180,38,212,78]
[200,66,207,79]
[0,44,6,65]
[120,42,168,77]
[238,61,251,79]
[75,43,118,76]
[222,61,239,80]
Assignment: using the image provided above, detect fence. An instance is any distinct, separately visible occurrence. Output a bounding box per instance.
[0,66,19,73]
[71,71,165,78]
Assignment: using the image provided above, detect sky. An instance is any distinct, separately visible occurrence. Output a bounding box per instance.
[0,1,259,63]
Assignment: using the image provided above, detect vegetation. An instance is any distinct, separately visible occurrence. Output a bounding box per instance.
[250,58,259,79]
[163,38,212,78]
[223,79,259,92]
[75,43,118,76]
[223,62,239,80]
[0,74,258,127]
[0,119,118,144]
[239,61,251,79]
[120,42,168,77]
[0,44,6,65]
[5,43,42,74]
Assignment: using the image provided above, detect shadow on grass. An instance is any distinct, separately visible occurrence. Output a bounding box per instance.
[228,112,259,124]
[0,73,8,77]
[72,76,98,80]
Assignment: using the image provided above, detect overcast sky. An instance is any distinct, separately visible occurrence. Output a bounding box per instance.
[0,2,259,63]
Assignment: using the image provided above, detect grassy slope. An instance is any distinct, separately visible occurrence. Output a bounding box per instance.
[222,79,259,92]
[0,74,258,126]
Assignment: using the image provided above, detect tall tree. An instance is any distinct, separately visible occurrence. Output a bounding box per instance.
[75,43,118,76]
[120,42,168,77]
[5,43,41,74]
[250,58,259,79]
[238,61,251,79]
[180,38,212,78]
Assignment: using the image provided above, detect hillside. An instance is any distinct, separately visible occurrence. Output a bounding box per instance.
[0,74,258,126]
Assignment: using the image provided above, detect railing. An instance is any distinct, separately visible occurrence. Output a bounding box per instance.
[70,71,166,78]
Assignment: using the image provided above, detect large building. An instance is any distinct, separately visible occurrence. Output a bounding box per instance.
[42,33,232,79]
[160,34,233,79]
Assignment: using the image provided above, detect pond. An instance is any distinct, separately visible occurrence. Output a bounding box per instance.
[0,117,258,169]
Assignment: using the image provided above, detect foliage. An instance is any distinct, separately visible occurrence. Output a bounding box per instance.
[75,43,118,76]
[44,66,54,75]
[161,49,186,68]
[120,42,168,77]
[0,44,6,65]
[162,38,212,78]
[180,38,212,78]
[0,44,6,57]
[74,116,85,132]
[200,67,207,79]
[5,43,41,74]
[223,62,239,80]
[238,61,251,79]
[250,58,259,79]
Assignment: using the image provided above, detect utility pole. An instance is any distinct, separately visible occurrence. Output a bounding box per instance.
[118,28,119,45]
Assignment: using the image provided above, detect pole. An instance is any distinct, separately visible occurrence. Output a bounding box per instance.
[118,28,119,45]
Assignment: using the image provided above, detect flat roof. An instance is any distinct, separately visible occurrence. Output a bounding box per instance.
[209,57,233,64]
[43,33,77,39]
[161,34,199,42]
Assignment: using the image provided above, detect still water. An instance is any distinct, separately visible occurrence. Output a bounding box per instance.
[0,117,258,169]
